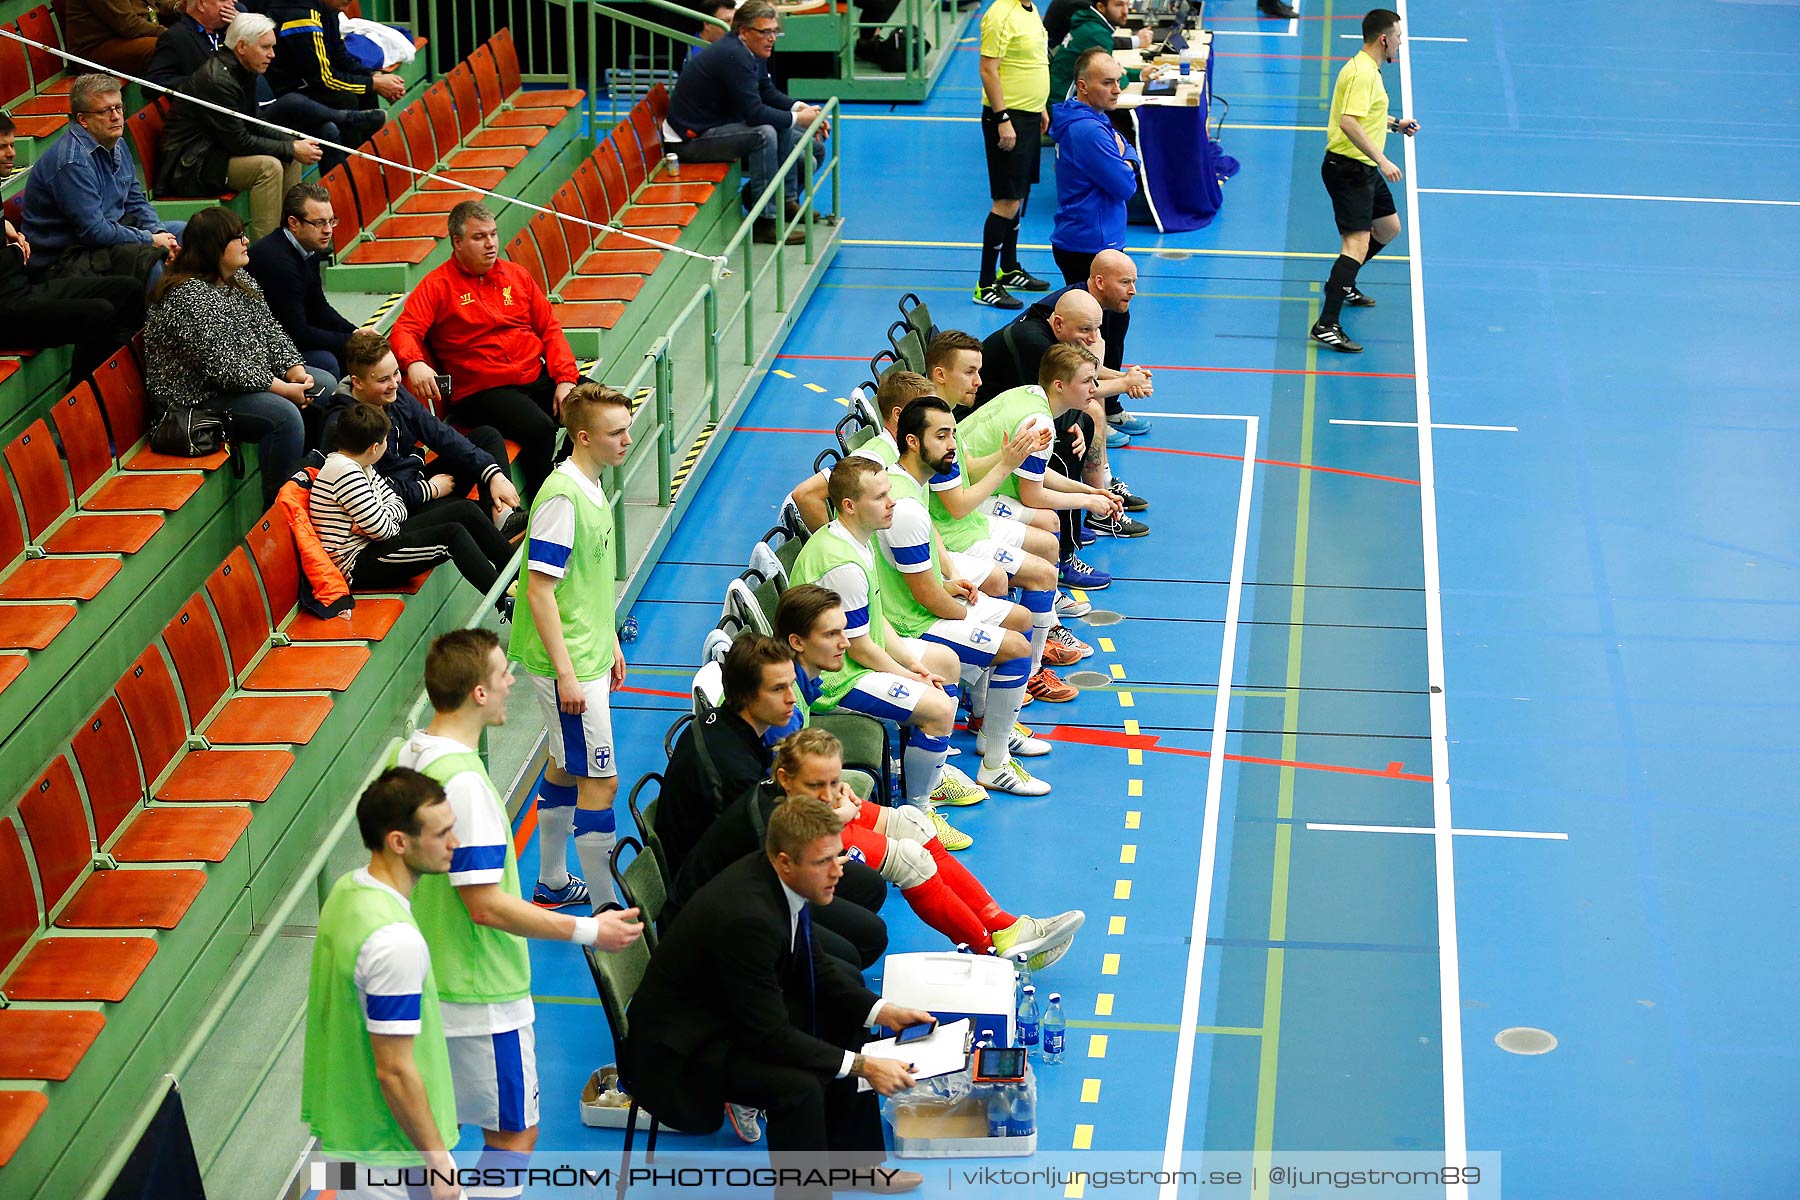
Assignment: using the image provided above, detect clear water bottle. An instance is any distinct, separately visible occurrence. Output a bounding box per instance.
[976,1027,996,1050]
[1041,993,1066,1063]
[1017,985,1041,1051]
[663,151,680,178]
[955,942,972,955]
[620,615,639,642]
[986,1086,1010,1138]
[1007,1080,1035,1138]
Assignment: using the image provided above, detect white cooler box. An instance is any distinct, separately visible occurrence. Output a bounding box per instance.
[880,952,1016,1046]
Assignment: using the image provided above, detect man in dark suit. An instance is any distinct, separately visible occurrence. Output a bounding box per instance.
[624,797,931,1196]
[246,181,359,382]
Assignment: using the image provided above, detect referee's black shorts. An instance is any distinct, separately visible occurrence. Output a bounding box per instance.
[982,108,1042,202]
[1321,151,1396,235]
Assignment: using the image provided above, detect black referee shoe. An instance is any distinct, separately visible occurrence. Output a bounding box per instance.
[1310,322,1363,353]
[998,266,1052,292]
[1344,285,1377,307]
[974,281,1024,309]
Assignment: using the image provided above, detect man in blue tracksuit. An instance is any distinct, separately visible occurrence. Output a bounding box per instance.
[1049,48,1151,441]
[1048,48,1139,287]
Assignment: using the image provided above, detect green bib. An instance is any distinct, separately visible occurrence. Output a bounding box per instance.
[927,464,992,553]
[949,384,1054,504]
[302,872,458,1164]
[875,467,947,638]
[792,522,886,709]
[510,465,617,680]
[389,742,532,1006]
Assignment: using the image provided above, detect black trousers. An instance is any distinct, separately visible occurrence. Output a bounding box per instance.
[349,498,512,596]
[814,861,889,971]
[0,274,144,389]
[1052,408,1096,558]
[449,424,513,507]
[451,370,561,496]
[698,1013,885,1198]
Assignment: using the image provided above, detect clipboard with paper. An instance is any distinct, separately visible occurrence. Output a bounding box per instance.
[855,1018,972,1091]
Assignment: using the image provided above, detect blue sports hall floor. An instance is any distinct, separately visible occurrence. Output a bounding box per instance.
[314,1,1800,1196]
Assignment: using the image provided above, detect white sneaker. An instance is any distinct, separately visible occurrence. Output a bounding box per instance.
[1054,590,1090,619]
[726,1102,763,1143]
[993,910,1084,971]
[977,758,1051,796]
[1009,722,1052,757]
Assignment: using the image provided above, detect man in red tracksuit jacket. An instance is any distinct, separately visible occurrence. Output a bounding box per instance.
[389,200,580,496]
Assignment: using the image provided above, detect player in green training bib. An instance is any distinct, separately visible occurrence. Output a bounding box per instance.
[399,630,644,1186]
[509,384,634,912]
[302,768,460,1198]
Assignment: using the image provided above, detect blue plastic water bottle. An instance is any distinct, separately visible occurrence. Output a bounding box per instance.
[987,1087,1010,1138]
[1013,951,1033,1008]
[1041,993,1066,1063]
[1007,1081,1035,1137]
[620,616,639,642]
[1017,985,1041,1051]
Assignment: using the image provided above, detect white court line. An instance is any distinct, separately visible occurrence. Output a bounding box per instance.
[1395,0,1471,1192]
[1158,415,1258,1196]
[1421,186,1800,208]
[1131,411,1264,421]
[1330,419,1518,432]
[1341,32,1468,41]
[1308,822,1569,841]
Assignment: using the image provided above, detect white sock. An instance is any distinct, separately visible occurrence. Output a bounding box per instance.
[903,732,952,805]
[574,806,619,907]
[535,778,577,890]
[980,657,1031,771]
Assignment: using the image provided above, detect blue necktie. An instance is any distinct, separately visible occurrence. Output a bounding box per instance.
[794,906,817,1034]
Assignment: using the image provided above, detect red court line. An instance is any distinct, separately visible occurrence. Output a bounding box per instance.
[1214,51,1353,60]
[773,354,1415,381]
[620,685,692,699]
[1044,725,1433,782]
[1118,443,1421,487]
[513,795,539,858]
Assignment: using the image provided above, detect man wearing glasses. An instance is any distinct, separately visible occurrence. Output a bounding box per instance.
[22,73,186,291]
[666,0,829,246]
[248,181,365,382]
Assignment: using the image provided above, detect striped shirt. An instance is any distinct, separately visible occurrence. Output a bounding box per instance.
[311,452,408,574]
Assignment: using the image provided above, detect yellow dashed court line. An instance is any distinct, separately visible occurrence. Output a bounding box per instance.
[773,369,795,378]
[1124,719,1140,736]
[1098,637,1115,653]
[1125,811,1140,829]
[1119,845,1137,864]
[1088,1034,1109,1058]
[1114,879,1131,900]
[1081,1078,1102,1103]
[1117,692,1135,708]
[1065,1178,1086,1199]
[1073,1124,1094,1150]
[804,382,827,393]
[1095,993,1114,1015]
[1127,779,1143,798]
[1072,588,1090,604]
[1127,748,1144,766]
[1110,663,1126,679]
[1108,916,1126,935]
[1101,953,1121,975]
[833,396,849,406]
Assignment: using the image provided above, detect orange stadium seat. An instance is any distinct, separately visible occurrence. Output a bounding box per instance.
[114,645,295,803]
[245,510,405,642]
[204,547,370,691]
[91,348,231,472]
[51,383,204,511]
[160,596,332,745]
[5,419,163,555]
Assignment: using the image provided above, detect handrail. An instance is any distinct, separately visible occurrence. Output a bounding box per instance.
[81,29,839,1195]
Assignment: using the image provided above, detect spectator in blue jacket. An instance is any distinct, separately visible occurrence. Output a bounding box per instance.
[22,74,185,289]
[665,0,828,245]
[323,329,527,540]
[1047,49,1139,286]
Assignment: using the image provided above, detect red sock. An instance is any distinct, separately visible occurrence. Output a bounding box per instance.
[902,873,993,952]
[926,838,1014,931]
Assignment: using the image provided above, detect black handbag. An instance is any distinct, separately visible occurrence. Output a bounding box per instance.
[150,406,244,475]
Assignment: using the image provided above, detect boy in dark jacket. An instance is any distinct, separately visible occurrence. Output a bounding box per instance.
[322,329,527,540]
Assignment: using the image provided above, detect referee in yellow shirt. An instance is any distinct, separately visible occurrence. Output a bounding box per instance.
[1312,8,1420,353]
[976,0,1053,309]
